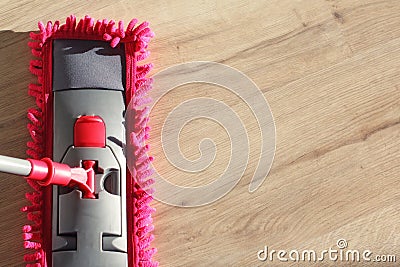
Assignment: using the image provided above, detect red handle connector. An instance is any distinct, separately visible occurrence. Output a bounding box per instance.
[26,158,72,186]
[25,158,95,198]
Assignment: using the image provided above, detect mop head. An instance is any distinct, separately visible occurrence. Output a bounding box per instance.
[22,15,157,267]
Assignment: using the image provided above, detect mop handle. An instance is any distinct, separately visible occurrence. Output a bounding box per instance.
[0,155,91,197]
[0,155,32,176]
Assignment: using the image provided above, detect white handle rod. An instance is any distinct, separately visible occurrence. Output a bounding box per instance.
[0,155,32,176]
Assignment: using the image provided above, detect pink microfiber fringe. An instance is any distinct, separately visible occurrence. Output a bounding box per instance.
[23,15,157,267]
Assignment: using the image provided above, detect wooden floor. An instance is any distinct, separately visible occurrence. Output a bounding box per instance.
[0,0,399,266]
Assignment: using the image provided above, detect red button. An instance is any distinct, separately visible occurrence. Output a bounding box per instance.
[74,116,106,147]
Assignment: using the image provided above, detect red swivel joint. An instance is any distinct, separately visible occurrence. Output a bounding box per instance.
[25,158,92,198]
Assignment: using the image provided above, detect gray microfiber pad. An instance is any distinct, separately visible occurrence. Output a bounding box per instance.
[53,39,125,91]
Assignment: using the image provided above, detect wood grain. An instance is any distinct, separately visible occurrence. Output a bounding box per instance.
[0,0,399,266]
